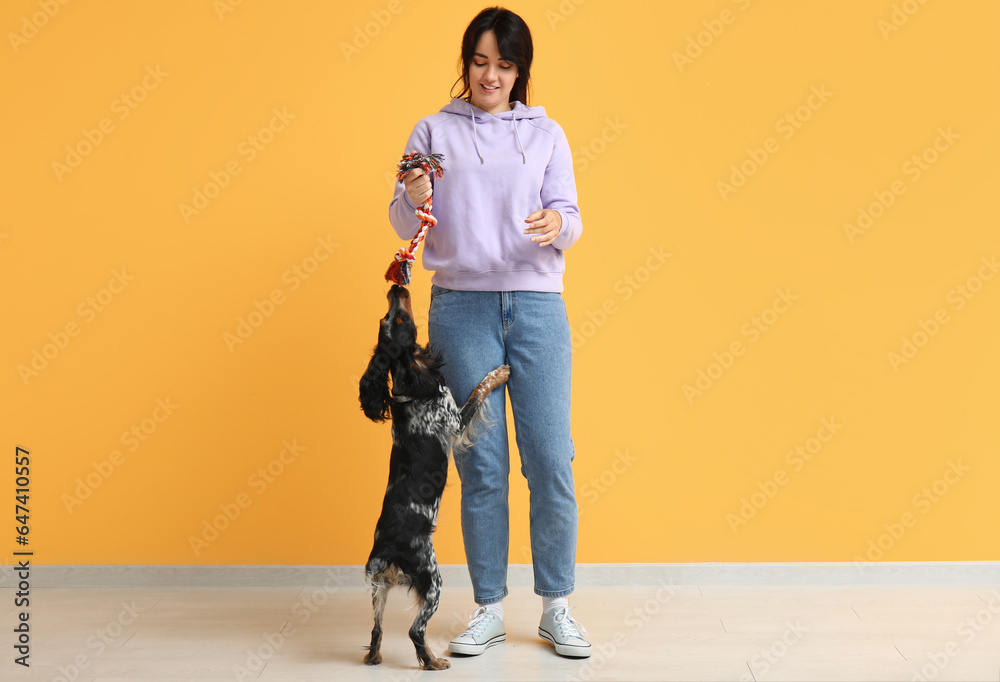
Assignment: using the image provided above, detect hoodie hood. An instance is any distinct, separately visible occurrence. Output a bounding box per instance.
[439,97,547,165]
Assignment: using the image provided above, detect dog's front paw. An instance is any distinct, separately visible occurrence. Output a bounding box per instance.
[364,650,382,666]
[489,365,510,385]
[425,656,450,670]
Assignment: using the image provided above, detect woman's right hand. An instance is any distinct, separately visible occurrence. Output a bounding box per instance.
[403,168,433,206]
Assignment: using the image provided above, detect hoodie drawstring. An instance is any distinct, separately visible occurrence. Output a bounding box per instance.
[512,114,526,164]
[468,104,526,164]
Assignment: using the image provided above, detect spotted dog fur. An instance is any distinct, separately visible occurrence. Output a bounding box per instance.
[359,284,509,670]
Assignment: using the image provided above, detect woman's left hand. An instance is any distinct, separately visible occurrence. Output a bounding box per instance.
[523,209,562,247]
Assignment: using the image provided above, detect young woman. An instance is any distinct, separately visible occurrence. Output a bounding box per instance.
[388,6,589,659]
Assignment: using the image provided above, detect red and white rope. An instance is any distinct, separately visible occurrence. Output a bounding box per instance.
[385,152,445,285]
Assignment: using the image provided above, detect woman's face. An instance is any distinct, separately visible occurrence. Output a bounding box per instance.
[468,29,518,114]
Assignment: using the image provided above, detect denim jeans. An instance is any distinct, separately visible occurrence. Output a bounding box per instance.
[428,285,577,604]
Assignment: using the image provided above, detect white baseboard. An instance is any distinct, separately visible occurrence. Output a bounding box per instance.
[1,562,997,589]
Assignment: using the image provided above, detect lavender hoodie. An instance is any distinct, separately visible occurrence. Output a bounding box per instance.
[388,98,582,292]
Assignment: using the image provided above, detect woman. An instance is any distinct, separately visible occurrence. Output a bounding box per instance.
[388,6,589,659]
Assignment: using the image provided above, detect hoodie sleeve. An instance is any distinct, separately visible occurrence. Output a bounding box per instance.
[388,118,431,240]
[543,121,583,251]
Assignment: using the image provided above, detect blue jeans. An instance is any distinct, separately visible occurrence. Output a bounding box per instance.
[428,285,577,604]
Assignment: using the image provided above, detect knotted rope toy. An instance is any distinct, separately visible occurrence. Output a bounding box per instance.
[385,151,445,285]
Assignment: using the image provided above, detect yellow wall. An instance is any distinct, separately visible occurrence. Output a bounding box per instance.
[2,0,997,565]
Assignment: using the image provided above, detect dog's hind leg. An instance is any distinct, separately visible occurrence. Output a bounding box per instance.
[409,567,449,670]
[364,573,389,665]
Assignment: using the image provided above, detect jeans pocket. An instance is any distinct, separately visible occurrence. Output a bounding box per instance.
[430,284,457,300]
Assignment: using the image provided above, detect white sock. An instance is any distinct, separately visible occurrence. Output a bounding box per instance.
[484,601,503,620]
[542,596,569,614]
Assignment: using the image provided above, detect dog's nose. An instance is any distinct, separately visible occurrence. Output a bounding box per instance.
[387,285,409,306]
[386,284,413,317]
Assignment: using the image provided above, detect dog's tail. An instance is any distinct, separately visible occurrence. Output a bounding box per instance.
[453,365,510,454]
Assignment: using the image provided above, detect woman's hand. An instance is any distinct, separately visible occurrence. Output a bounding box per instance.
[403,168,433,206]
[523,209,561,247]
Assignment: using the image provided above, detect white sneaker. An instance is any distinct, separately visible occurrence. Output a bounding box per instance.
[449,606,506,655]
[539,606,591,658]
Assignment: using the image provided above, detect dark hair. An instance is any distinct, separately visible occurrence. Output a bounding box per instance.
[450,7,533,107]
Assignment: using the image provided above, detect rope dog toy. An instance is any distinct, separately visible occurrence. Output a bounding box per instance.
[385,151,445,285]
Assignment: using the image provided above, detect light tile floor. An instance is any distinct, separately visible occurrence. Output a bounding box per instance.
[2,582,999,681]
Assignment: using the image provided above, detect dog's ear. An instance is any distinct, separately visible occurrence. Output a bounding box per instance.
[399,364,439,400]
[359,346,392,422]
[391,347,442,401]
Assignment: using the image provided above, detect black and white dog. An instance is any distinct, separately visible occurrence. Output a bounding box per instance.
[359,284,508,670]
